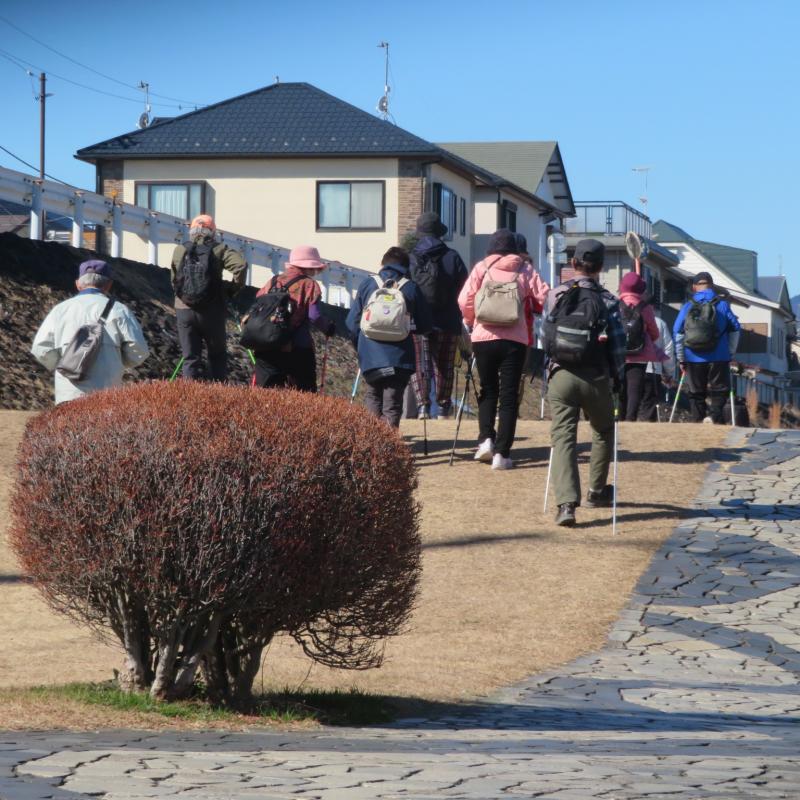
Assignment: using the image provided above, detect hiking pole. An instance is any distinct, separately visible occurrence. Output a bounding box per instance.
[654,373,662,423]
[449,355,475,466]
[612,394,620,537]
[350,369,361,403]
[669,372,686,423]
[319,337,330,395]
[729,389,736,428]
[169,357,184,382]
[543,447,553,513]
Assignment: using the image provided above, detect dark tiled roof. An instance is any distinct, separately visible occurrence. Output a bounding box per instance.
[757,276,785,303]
[76,83,441,160]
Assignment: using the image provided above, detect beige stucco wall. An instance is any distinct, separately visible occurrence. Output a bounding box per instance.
[428,163,473,265]
[120,158,401,272]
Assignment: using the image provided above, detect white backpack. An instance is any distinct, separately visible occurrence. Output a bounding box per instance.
[360,277,411,342]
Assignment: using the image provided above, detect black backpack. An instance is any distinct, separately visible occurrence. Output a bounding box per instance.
[542,282,608,367]
[174,241,220,307]
[684,297,720,351]
[240,274,307,351]
[620,299,647,354]
[410,252,445,308]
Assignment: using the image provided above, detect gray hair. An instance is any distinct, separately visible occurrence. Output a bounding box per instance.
[77,272,112,290]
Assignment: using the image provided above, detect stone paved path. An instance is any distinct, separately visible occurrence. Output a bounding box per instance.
[3,429,800,799]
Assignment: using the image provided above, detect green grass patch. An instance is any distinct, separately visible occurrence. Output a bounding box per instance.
[23,682,396,726]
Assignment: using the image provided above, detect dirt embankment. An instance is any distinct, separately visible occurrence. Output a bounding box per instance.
[0,233,358,409]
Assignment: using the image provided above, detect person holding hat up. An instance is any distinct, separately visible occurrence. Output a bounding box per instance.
[251,245,336,392]
[31,259,149,404]
[171,214,246,382]
[673,272,740,423]
[408,211,468,418]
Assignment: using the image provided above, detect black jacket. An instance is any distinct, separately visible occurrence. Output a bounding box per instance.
[410,237,468,333]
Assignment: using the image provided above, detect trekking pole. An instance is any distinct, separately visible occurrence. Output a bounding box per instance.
[543,447,553,513]
[669,372,686,423]
[449,355,475,466]
[729,389,736,428]
[612,394,620,537]
[350,369,361,403]
[169,357,184,382]
[423,415,429,456]
[540,366,547,419]
[654,373,662,423]
[319,337,330,395]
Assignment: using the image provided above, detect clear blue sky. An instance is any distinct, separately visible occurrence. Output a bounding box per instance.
[1,0,798,295]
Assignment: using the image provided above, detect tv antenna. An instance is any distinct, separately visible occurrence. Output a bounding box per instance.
[632,166,651,213]
[377,41,391,121]
[137,81,151,129]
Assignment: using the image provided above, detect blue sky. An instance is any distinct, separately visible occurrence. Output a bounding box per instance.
[1,0,798,294]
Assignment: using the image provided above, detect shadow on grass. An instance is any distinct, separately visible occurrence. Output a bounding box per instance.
[0,574,25,584]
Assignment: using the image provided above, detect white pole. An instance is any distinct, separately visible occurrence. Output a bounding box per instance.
[147,214,158,265]
[543,447,553,513]
[30,182,43,240]
[71,192,84,248]
[612,415,619,536]
[110,203,122,258]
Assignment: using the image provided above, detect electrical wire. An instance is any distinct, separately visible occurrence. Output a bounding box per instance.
[0,142,75,185]
[0,14,203,106]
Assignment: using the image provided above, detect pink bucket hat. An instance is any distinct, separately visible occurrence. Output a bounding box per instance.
[287,245,327,270]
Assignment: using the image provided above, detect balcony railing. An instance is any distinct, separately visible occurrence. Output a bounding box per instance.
[565,201,651,238]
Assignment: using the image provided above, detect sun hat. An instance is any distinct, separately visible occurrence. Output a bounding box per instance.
[619,271,646,294]
[415,211,447,238]
[287,245,327,270]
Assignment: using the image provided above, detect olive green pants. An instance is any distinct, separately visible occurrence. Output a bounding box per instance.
[548,367,615,506]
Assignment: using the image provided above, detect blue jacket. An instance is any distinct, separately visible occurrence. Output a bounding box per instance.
[673,289,741,363]
[346,264,433,375]
[410,237,468,333]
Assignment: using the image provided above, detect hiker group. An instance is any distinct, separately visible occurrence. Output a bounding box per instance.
[31,211,741,525]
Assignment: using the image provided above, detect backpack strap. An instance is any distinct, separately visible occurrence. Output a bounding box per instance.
[99,297,115,324]
[482,256,512,284]
[280,274,309,292]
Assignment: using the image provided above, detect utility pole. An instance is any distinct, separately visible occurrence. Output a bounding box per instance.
[38,72,51,180]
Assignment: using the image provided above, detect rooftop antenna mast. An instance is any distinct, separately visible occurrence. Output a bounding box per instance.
[137,81,151,129]
[377,41,391,121]
[632,166,651,214]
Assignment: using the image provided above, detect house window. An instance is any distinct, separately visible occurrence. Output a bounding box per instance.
[500,199,517,232]
[134,182,204,220]
[317,181,385,230]
[460,197,466,236]
[431,182,456,241]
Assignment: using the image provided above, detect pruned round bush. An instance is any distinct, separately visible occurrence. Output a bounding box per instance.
[11,381,421,705]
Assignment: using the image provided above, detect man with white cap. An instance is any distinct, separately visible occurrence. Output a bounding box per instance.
[170,214,246,382]
[31,259,149,404]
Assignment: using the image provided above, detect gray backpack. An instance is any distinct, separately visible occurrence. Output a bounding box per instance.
[474,259,523,326]
[56,298,115,382]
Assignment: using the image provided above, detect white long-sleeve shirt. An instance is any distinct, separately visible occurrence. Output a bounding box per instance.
[31,289,149,404]
[646,316,675,377]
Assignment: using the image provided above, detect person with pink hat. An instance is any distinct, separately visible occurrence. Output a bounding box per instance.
[251,245,335,391]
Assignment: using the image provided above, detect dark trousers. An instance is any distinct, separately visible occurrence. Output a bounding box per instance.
[639,373,664,422]
[623,363,647,421]
[364,371,411,428]
[685,361,730,423]
[254,347,317,392]
[473,339,526,457]
[176,305,228,382]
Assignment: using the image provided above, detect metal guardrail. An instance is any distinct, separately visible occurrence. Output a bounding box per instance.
[0,164,372,307]
[565,201,651,239]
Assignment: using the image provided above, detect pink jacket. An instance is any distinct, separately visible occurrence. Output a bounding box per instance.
[619,291,665,363]
[458,254,549,345]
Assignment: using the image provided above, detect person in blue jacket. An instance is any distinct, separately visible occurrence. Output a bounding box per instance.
[346,247,433,427]
[673,272,741,423]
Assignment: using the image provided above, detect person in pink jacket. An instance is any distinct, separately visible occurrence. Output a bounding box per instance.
[458,229,549,469]
[618,271,665,421]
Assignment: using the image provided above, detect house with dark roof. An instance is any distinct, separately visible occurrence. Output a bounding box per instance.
[652,220,797,402]
[76,82,574,273]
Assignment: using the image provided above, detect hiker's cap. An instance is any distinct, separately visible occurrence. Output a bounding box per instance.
[78,259,110,277]
[513,233,529,256]
[287,245,326,271]
[190,214,215,232]
[692,271,713,285]
[487,228,518,256]
[416,211,447,238]
[574,238,605,267]
[620,271,646,294]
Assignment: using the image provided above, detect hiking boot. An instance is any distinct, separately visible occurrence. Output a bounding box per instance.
[418,405,431,420]
[438,401,453,419]
[585,485,614,508]
[555,503,576,527]
[474,438,494,463]
[491,453,513,470]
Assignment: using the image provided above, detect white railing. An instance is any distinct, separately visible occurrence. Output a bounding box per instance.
[0,164,372,308]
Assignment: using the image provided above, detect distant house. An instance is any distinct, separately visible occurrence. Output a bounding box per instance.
[0,198,95,248]
[75,82,574,275]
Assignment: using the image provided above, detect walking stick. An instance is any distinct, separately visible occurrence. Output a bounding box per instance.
[540,366,548,419]
[669,372,686,423]
[350,369,361,403]
[319,337,330,395]
[449,356,476,466]
[729,389,736,427]
[654,373,662,423]
[612,395,620,537]
[543,447,553,513]
[169,357,184,382]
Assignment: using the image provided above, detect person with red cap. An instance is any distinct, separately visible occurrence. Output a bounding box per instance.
[618,271,665,421]
[250,245,336,391]
[170,214,246,382]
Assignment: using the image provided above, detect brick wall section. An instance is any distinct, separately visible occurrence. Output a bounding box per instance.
[97,160,123,254]
[398,159,424,246]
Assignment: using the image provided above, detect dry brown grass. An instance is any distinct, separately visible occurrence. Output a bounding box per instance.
[0,410,728,728]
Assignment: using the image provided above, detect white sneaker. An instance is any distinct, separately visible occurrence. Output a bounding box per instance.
[491,453,514,470]
[474,438,494,463]
[702,416,713,424]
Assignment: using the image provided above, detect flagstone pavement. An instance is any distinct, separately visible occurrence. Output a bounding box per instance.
[2,428,799,799]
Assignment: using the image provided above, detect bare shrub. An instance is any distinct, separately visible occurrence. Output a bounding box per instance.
[11,382,420,705]
[745,388,759,427]
[768,401,783,429]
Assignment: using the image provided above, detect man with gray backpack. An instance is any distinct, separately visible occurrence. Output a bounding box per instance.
[673,272,740,423]
[346,247,432,428]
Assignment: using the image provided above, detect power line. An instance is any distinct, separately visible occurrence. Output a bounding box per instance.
[0,142,74,185]
[0,14,203,106]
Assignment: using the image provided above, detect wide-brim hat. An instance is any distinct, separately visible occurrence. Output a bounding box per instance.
[287,245,327,270]
[416,211,447,238]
